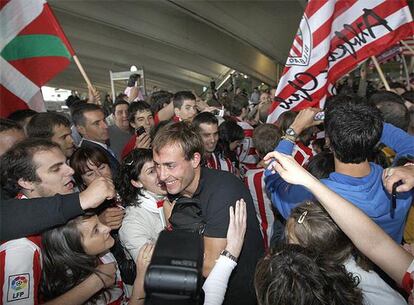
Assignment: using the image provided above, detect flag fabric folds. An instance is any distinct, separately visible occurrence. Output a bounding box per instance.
[267,0,414,123]
[0,0,74,117]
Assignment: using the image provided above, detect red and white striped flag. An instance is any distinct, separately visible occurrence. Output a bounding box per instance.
[267,0,414,123]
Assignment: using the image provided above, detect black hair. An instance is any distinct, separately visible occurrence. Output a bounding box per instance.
[149,90,173,113]
[368,90,405,105]
[217,119,244,164]
[112,99,129,114]
[375,101,409,131]
[325,95,383,163]
[172,91,196,109]
[128,101,153,124]
[26,112,71,139]
[306,151,335,179]
[227,95,249,116]
[41,213,107,304]
[402,90,414,103]
[255,244,362,305]
[7,109,37,125]
[0,118,23,133]
[116,149,154,205]
[0,138,59,197]
[72,104,104,127]
[192,112,218,130]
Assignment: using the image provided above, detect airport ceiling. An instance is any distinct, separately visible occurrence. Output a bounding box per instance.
[47,0,307,94]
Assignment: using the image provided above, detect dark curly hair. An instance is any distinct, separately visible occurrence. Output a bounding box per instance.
[255,244,362,305]
[116,148,153,205]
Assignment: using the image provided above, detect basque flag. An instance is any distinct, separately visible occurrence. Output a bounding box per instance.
[267,0,414,123]
[0,0,74,117]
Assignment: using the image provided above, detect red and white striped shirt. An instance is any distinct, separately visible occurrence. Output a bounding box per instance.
[234,119,259,175]
[205,153,237,176]
[244,167,274,251]
[1,194,42,305]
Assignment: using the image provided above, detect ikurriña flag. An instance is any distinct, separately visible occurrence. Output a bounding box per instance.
[267,0,414,123]
[0,0,74,117]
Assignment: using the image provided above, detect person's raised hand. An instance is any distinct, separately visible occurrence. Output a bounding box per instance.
[136,243,155,276]
[290,107,322,135]
[225,199,247,259]
[95,262,117,289]
[98,207,125,230]
[88,86,101,105]
[134,133,151,149]
[79,177,115,210]
[383,165,414,193]
[263,151,316,187]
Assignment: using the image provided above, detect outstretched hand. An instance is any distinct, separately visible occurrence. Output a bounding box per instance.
[263,151,316,187]
[225,199,247,259]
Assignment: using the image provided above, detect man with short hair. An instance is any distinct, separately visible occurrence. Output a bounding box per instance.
[108,100,132,160]
[153,122,263,305]
[27,112,76,158]
[192,112,236,174]
[265,95,414,243]
[172,91,197,122]
[227,95,258,175]
[0,118,25,157]
[72,103,119,175]
[0,139,74,304]
[245,124,282,250]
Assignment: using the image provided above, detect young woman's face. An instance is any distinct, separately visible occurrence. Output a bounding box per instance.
[136,160,167,195]
[81,160,112,186]
[78,215,115,256]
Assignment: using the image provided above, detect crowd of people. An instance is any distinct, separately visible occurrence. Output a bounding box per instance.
[0,74,414,305]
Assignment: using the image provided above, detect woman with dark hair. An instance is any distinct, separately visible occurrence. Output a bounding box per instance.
[285,201,406,305]
[70,147,136,284]
[255,243,363,305]
[117,149,168,261]
[217,120,244,174]
[41,212,153,305]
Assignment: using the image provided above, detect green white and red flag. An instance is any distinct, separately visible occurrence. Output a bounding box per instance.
[0,0,74,117]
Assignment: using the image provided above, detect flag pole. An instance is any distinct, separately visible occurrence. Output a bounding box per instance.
[371,56,391,91]
[72,54,101,105]
[401,40,414,56]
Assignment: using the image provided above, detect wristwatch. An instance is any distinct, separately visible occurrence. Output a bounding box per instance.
[283,127,298,142]
[220,249,238,262]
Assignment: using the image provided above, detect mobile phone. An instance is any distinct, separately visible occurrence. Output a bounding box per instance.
[136,126,146,136]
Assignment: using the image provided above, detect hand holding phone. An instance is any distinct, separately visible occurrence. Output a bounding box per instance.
[135,126,146,136]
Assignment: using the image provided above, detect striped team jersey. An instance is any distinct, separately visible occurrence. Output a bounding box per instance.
[205,153,237,176]
[96,252,129,305]
[293,141,314,167]
[244,167,274,250]
[0,236,42,305]
[235,119,259,175]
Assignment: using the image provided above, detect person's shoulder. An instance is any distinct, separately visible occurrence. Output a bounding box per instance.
[0,237,41,253]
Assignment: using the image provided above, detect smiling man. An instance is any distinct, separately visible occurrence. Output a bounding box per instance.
[0,138,75,305]
[152,122,263,305]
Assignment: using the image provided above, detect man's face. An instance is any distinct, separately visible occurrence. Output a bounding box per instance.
[198,123,219,154]
[260,92,271,104]
[51,124,75,158]
[130,110,154,133]
[0,129,25,156]
[153,144,200,197]
[25,147,75,198]
[175,100,197,122]
[78,110,109,143]
[114,104,129,131]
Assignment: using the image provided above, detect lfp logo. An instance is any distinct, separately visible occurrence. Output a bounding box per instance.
[7,273,30,301]
[11,275,28,290]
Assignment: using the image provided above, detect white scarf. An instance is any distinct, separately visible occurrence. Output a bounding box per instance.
[138,189,167,228]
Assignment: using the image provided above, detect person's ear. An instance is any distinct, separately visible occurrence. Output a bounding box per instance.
[17,178,34,192]
[131,179,143,189]
[191,152,201,168]
[76,124,86,136]
[174,107,180,117]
